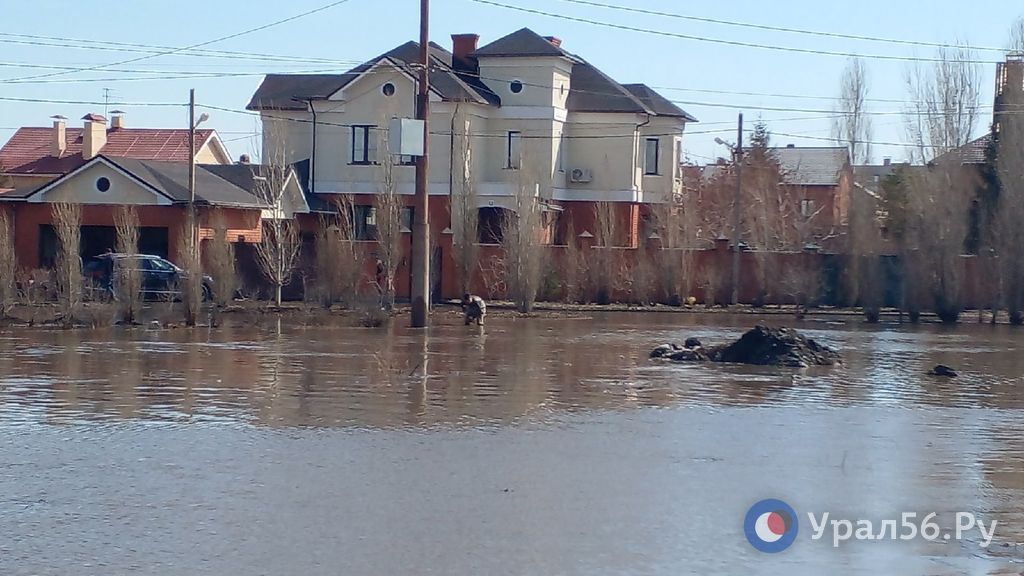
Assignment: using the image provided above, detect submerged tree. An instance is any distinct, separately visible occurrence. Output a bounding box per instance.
[52,202,82,326]
[832,57,873,165]
[114,205,141,324]
[254,153,302,307]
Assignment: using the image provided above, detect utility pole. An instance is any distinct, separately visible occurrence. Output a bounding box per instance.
[730,113,743,305]
[188,88,197,260]
[410,0,431,328]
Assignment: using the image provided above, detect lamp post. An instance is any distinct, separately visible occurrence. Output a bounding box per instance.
[187,88,210,260]
[715,113,743,305]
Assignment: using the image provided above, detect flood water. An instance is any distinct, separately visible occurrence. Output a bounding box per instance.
[3,312,1024,575]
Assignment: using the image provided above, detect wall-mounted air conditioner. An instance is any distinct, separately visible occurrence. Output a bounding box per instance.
[569,168,592,183]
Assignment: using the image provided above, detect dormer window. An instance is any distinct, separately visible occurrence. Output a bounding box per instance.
[510,80,524,94]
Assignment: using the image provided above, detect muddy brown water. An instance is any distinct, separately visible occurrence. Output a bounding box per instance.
[3,313,1024,575]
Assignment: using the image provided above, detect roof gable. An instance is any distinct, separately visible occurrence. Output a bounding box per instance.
[0,126,220,175]
[473,28,570,58]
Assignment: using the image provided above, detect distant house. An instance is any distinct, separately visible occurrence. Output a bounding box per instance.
[0,113,306,270]
[248,27,696,298]
[699,145,852,247]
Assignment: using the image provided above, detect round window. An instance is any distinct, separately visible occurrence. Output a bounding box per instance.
[96,177,111,192]
[510,80,524,94]
[382,83,396,97]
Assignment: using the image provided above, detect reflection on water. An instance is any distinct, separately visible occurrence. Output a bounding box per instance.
[3,313,1024,575]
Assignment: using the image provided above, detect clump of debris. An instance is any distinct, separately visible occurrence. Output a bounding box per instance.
[651,325,841,368]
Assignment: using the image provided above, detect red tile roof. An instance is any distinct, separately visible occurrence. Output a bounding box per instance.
[0,127,217,175]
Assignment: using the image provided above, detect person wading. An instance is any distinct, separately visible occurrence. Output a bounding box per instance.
[461,293,486,326]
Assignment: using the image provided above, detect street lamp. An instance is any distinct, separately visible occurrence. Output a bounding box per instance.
[715,113,743,305]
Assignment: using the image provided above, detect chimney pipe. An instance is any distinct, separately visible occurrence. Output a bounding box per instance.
[50,115,67,157]
[110,110,125,130]
[451,34,480,73]
[81,113,108,159]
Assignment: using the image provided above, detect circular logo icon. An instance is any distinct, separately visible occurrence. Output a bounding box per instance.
[744,499,799,553]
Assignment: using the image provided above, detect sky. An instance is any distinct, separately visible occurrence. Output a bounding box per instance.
[1,0,1020,166]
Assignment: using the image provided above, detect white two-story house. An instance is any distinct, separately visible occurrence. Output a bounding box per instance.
[247,28,694,295]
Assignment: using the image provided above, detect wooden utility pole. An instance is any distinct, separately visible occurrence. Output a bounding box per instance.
[730,113,743,305]
[410,0,431,327]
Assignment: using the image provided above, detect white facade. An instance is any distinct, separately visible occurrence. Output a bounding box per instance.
[255,35,691,210]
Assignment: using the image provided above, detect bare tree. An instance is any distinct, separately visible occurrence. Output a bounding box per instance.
[449,114,480,296]
[500,160,546,313]
[590,201,623,304]
[114,205,141,323]
[52,202,81,326]
[848,185,886,321]
[373,131,404,310]
[205,209,237,307]
[559,215,588,303]
[833,58,874,165]
[0,210,16,319]
[997,51,1024,323]
[1010,16,1024,52]
[904,45,982,163]
[177,217,202,325]
[254,152,302,307]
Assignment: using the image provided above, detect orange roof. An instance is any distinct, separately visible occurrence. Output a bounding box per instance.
[0,126,217,175]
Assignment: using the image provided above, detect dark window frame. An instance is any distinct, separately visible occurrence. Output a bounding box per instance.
[351,125,376,165]
[644,137,660,175]
[506,131,521,170]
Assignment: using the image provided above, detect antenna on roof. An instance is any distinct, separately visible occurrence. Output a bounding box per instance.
[103,88,113,117]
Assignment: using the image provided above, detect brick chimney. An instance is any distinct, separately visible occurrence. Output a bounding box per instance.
[544,36,562,48]
[81,113,107,159]
[109,110,125,130]
[50,115,67,157]
[451,33,479,73]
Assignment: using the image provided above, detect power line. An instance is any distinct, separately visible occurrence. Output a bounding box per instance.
[550,0,1009,53]
[0,0,356,83]
[467,0,1005,64]
[0,32,364,66]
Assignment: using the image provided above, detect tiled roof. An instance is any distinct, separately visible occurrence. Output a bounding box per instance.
[247,28,689,120]
[699,147,849,186]
[769,147,849,186]
[247,41,499,110]
[622,84,696,121]
[854,162,909,190]
[472,27,572,58]
[108,157,270,207]
[0,127,217,175]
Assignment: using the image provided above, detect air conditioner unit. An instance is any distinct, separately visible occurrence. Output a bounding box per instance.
[569,168,592,183]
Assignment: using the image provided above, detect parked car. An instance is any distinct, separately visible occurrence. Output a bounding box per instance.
[83,254,213,302]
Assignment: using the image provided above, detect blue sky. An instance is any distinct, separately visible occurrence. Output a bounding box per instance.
[1,0,1019,165]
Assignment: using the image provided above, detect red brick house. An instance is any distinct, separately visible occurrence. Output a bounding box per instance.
[0,113,306,272]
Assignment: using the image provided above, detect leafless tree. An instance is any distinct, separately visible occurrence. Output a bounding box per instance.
[649,178,700,305]
[1010,16,1024,52]
[205,210,237,307]
[847,186,886,320]
[500,161,546,313]
[254,151,302,307]
[373,132,404,310]
[177,217,202,325]
[559,215,588,303]
[833,58,874,165]
[449,109,479,295]
[590,201,624,304]
[904,45,982,163]
[0,209,16,318]
[997,51,1024,323]
[114,205,141,323]
[52,202,81,326]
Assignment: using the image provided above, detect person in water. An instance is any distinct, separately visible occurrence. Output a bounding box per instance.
[461,293,486,326]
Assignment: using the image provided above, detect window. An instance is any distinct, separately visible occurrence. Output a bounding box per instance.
[96,176,111,192]
[800,199,816,217]
[401,207,414,232]
[506,131,521,169]
[351,125,376,165]
[382,83,396,97]
[510,80,524,94]
[353,205,377,240]
[557,133,565,172]
[644,138,660,175]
